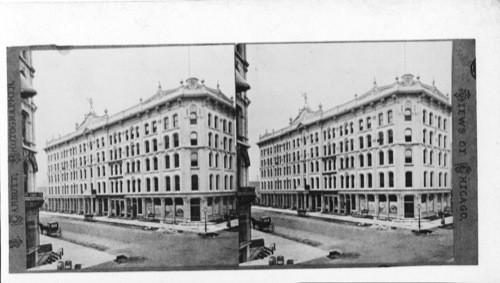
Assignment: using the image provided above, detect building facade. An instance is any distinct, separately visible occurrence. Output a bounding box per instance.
[20,49,45,268]
[257,74,452,221]
[44,78,237,223]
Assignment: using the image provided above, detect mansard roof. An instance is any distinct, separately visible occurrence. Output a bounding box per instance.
[258,74,450,144]
[45,78,232,149]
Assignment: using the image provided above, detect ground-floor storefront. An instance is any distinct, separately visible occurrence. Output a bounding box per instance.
[258,190,451,220]
[44,193,237,223]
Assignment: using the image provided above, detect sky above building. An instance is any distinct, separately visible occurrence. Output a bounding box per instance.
[33,45,235,187]
[246,41,452,181]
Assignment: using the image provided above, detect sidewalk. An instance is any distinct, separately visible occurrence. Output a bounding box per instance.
[240,229,328,266]
[28,235,116,271]
[253,206,453,230]
[41,211,238,233]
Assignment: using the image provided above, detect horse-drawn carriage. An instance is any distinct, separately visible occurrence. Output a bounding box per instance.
[39,222,62,237]
[251,216,275,233]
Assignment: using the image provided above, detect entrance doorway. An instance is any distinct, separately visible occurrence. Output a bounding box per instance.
[404,195,414,218]
[191,198,201,221]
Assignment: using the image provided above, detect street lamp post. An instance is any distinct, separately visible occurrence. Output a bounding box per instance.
[417,204,422,231]
[203,207,208,234]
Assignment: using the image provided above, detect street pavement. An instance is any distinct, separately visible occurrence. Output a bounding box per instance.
[253,206,453,230]
[243,206,453,266]
[41,210,238,233]
[37,212,239,271]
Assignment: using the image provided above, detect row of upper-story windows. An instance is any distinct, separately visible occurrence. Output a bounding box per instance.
[262,170,418,190]
[422,109,448,131]
[208,132,233,151]
[261,146,445,179]
[207,113,233,134]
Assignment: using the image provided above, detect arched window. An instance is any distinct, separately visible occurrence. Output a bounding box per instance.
[214,116,219,129]
[190,132,198,146]
[216,175,220,190]
[378,132,384,145]
[430,150,434,165]
[444,153,447,166]
[359,174,365,188]
[359,119,364,131]
[388,172,394,187]
[208,113,212,127]
[145,158,150,171]
[153,157,158,170]
[405,128,412,142]
[173,114,179,127]
[430,172,434,187]
[209,174,213,190]
[359,136,364,149]
[173,133,179,147]
[145,140,150,153]
[164,135,170,149]
[144,123,150,135]
[175,175,180,191]
[429,131,433,145]
[424,171,428,187]
[190,111,197,125]
[191,175,198,190]
[379,172,385,187]
[174,153,180,168]
[208,133,212,147]
[165,154,170,169]
[439,152,442,166]
[379,151,384,165]
[387,110,393,124]
[153,139,158,151]
[165,176,171,191]
[359,154,364,167]
[387,129,393,144]
[423,149,427,164]
[429,112,433,125]
[367,153,372,166]
[366,117,372,129]
[164,117,169,130]
[405,171,413,187]
[367,134,372,147]
[214,134,219,149]
[378,113,384,126]
[439,172,442,187]
[209,152,213,167]
[423,110,427,123]
[405,108,412,121]
[368,173,373,188]
[224,175,228,190]
[405,149,412,163]
[444,136,447,149]
[215,153,219,168]
[191,152,198,167]
[388,149,394,164]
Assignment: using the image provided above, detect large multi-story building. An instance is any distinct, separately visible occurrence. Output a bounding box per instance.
[19,49,45,268]
[44,78,237,223]
[257,74,452,220]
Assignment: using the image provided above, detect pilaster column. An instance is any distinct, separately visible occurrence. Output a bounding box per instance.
[355,194,360,212]
[161,198,166,221]
[107,198,112,217]
[386,194,390,218]
[142,198,146,215]
[374,194,379,219]
[184,197,191,221]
